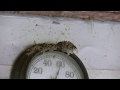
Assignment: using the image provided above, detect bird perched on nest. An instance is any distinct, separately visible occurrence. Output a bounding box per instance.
[57,41,77,55]
[26,41,77,56]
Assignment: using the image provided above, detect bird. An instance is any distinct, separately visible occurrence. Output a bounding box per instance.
[26,41,77,56]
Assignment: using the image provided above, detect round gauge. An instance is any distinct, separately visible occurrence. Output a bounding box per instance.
[26,51,87,79]
[11,43,89,79]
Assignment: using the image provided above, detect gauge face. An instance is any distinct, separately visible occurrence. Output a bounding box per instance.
[26,51,85,79]
[11,50,88,79]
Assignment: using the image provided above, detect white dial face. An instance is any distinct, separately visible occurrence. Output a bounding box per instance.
[26,51,84,79]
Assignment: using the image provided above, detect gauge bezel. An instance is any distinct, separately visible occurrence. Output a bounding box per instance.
[11,49,89,79]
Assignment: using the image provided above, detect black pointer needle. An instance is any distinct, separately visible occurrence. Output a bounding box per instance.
[54,67,60,79]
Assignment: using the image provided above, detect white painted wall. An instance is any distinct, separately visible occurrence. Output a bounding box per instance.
[0,13,120,79]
